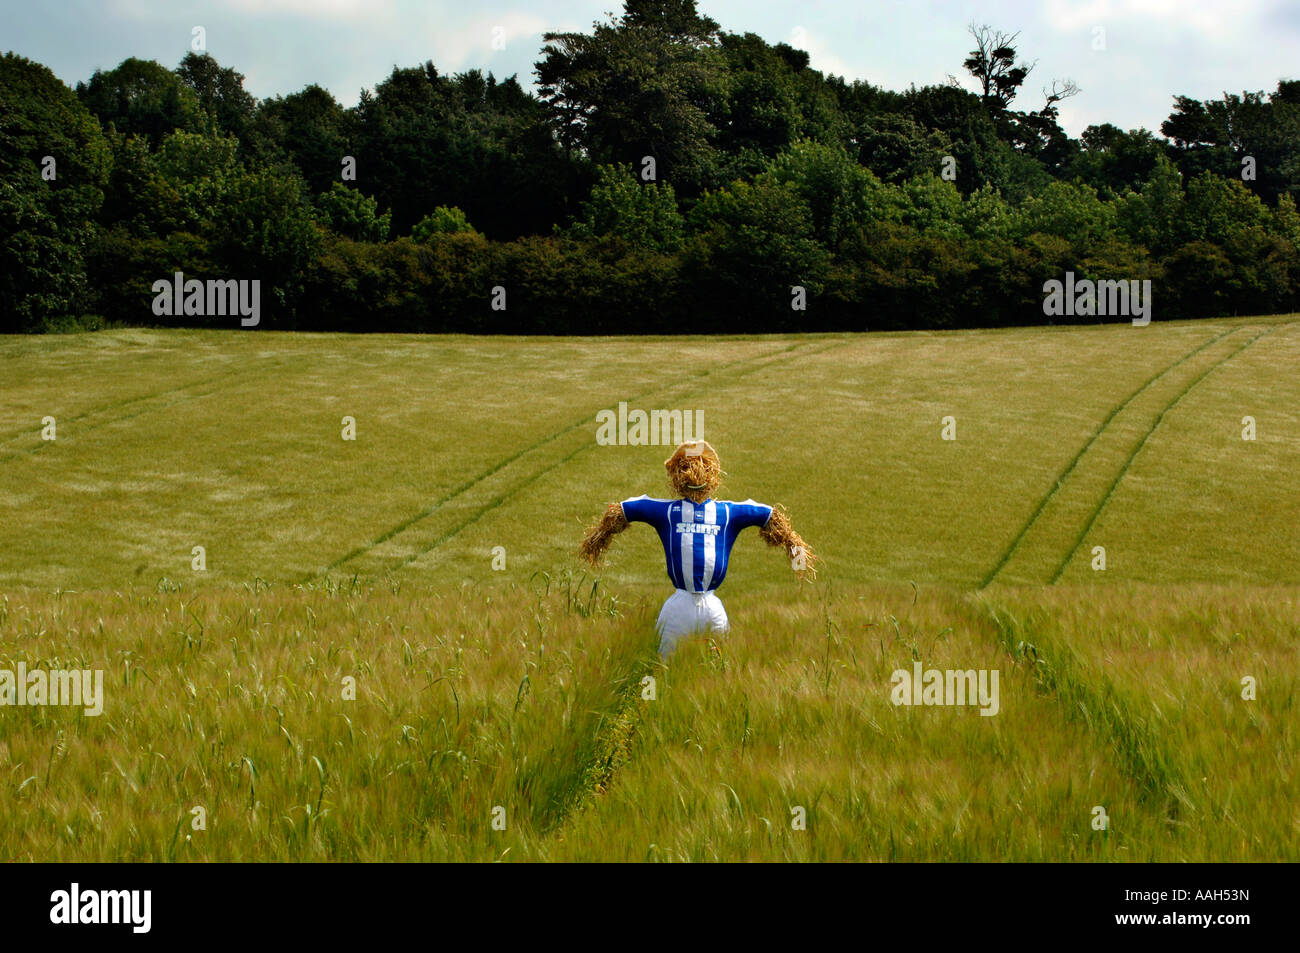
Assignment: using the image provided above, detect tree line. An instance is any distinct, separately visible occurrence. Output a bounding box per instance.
[4,0,1300,333]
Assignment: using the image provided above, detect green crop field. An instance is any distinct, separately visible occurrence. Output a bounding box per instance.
[0,317,1297,861]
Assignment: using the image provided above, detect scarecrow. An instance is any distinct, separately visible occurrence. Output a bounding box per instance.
[579,440,817,656]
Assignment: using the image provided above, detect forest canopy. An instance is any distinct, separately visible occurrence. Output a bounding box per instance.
[3,2,1300,333]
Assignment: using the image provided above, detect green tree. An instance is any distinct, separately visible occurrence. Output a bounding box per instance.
[149,130,241,234]
[412,206,478,241]
[1017,180,1116,253]
[1270,191,1300,249]
[901,84,1049,199]
[1180,170,1271,246]
[898,173,966,241]
[709,32,849,183]
[0,53,111,330]
[565,163,684,251]
[1116,155,1185,254]
[1009,94,1079,175]
[76,57,205,145]
[1067,124,1165,195]
[355,66,576,237]
[316,183,391,242]
[87,128,319,324]
[1162,83,1300,203]
[252,84,353,195]
[210,165,320,317]
[536,0,727,194]
[685,177,831,316]
[176,52,257,144]
[852,113,954,184]
[763,140,880,250]
[958,184,1019,242]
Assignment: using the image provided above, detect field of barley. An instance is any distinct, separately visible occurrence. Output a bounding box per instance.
[0,316,1297,861]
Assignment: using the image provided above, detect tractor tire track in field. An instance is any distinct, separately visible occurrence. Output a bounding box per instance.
[0,357,294,464]
[0,360,263,444]
[973,323,1296,825]
[977,600,1193,815]
[307,338,849,581]
[1048,322,1289,583]
[980,326,1235,588]
[387,440,593,572]
[538,657,650,840]
[303,342,816,578]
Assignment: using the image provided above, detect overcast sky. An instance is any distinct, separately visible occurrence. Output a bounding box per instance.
[5,0,1299,137]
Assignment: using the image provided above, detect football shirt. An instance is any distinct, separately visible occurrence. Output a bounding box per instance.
[620,495,774,592]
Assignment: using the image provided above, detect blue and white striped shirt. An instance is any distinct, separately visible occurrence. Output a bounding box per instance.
[621,496,774,592]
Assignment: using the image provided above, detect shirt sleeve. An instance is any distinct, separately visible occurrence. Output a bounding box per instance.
[730,499,774,530]
[620,495,662,526]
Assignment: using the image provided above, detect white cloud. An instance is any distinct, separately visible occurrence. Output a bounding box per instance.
[217,0,400,19]
[789,24,857,80]
[1043,0,1273,38]
[425,11,553,73]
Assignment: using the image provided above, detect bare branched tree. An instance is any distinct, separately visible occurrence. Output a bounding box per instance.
[1042,78,1081,112]
[962,22,1035,111]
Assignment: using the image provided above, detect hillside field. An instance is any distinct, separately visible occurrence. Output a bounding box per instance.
[0,317,1297,861]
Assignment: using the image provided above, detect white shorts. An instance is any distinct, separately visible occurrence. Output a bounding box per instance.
[655,589,729,656]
